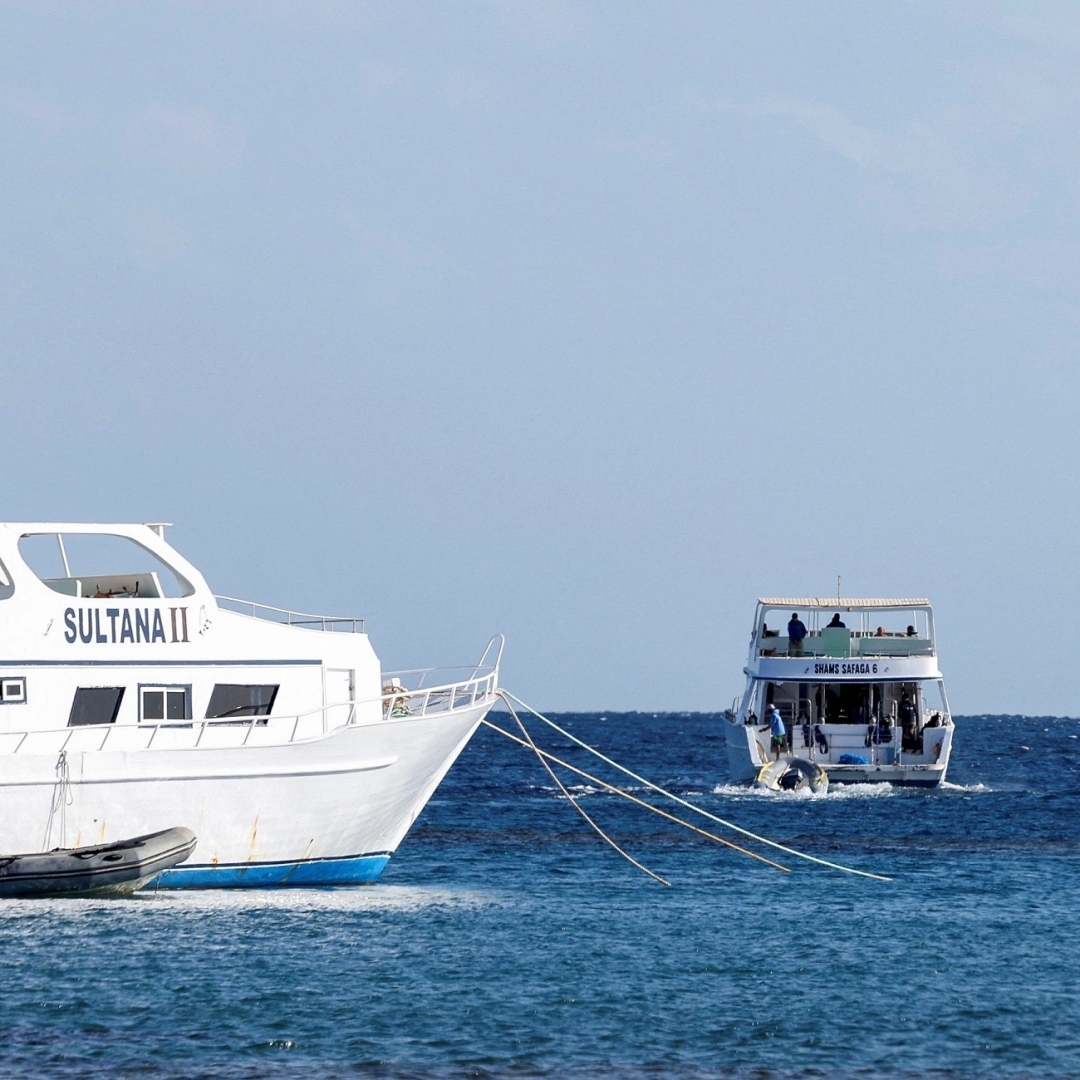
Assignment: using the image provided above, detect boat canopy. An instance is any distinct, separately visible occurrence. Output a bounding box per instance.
[758,598,930,610]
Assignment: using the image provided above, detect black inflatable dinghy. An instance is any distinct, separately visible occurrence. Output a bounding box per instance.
[754,757,829,794]
[0,827,196,898]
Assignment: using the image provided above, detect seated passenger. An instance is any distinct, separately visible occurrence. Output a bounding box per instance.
[875,626,886,636]
[762,623,778,638]
[827,613,846,629]
[906,625,917,636]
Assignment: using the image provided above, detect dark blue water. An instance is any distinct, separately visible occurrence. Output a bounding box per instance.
[1,713,1078,1078]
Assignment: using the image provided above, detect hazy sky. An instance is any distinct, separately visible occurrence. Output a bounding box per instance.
[2,1,1078,713]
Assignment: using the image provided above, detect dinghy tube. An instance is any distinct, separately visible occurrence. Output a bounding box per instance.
[0,827,197,898]
[754,758,829,794]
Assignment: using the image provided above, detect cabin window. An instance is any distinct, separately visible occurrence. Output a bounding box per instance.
[18,532,194,599]
[140,685,190,722]
[68,687,125,727]
[0,677,26,704]
[205,684,278,719]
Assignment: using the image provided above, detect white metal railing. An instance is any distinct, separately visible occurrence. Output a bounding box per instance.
[379,669,499,722]
[0,640,504,757]
[0,675,495,756]
[756,630,934,660]
[383,634,504,691]
[380,635,503,720]
[215,595,365,633]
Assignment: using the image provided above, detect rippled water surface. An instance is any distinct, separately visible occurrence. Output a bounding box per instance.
[1,713,1078,1078]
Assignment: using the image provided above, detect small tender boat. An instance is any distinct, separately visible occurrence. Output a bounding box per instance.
[754,757,828,793]
[725,597,954,787]
[0,826,196,897]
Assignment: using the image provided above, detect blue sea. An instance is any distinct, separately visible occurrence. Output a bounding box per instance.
[1,712,1078,1078]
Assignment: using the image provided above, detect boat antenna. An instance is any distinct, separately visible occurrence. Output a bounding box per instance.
[837,575,841,603]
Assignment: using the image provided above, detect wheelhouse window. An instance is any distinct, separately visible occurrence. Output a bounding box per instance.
[140,685,190,722]
[68,687,125,727]
[205,684,278,720]
[18,532,194,599]
[0,677,26,704]
[0,558,13,601]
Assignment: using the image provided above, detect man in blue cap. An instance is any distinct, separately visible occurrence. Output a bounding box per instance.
[768,705,786,759]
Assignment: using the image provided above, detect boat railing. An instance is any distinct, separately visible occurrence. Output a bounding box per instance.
[756,633,934,659]
[0,668,500,757]
[758,708,951,768]
[214,595,365,633]
[383,634,505,690]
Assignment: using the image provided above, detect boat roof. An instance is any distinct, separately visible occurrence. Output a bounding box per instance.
[758,597,930,609]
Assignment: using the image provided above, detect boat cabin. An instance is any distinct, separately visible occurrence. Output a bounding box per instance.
[0,522,382,740]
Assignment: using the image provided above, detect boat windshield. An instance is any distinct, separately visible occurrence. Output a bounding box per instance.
[18,533,194,599]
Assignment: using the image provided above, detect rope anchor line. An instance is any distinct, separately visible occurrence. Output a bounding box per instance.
[486,706,790,873]
[498,697,672,886]
[493,689,892,884]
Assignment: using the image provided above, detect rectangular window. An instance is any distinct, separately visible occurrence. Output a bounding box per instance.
[205,684,278,720]
[68,687,124,727]
[0,677,26,704]
[140,685,190,722]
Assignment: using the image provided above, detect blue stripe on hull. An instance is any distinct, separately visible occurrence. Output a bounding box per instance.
[147,853,391,889]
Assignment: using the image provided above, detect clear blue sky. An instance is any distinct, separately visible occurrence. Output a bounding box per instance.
[2,1,1077,713]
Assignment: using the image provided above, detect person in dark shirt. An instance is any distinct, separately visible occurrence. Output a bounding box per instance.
[899,692,918,748]
[827,613,846,629]
[787,613,807,656]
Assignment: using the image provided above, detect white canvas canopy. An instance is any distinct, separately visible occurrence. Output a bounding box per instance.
[758,598,930,610]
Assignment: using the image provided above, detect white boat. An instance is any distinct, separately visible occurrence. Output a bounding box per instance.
[724,598,953,788]
[0,522,502,887]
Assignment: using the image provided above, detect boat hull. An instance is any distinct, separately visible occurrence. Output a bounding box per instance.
[724,718,952,788]
[0,702,492,888]
[154,852,390,888]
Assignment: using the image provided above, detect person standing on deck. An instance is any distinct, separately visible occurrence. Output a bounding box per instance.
[768,705,786,760]
[899,692,918,749]
[788,613,807,657]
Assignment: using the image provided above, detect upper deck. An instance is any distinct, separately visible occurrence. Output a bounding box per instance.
[0,522,385,733]
[748,597,941,681]
[0,522,371,662]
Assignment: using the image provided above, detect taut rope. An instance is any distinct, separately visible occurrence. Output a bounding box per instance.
[42,749,72,852]
[486,707,790,872]
[500,697,671,886]
[499,690,892,883]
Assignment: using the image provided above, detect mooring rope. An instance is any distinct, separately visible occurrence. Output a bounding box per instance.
[501,699,671,886]
[499,690,892,882]
[42,748,72,852]
[485,711,790,873]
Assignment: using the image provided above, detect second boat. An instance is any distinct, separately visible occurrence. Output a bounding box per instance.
[724,597,953,787]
